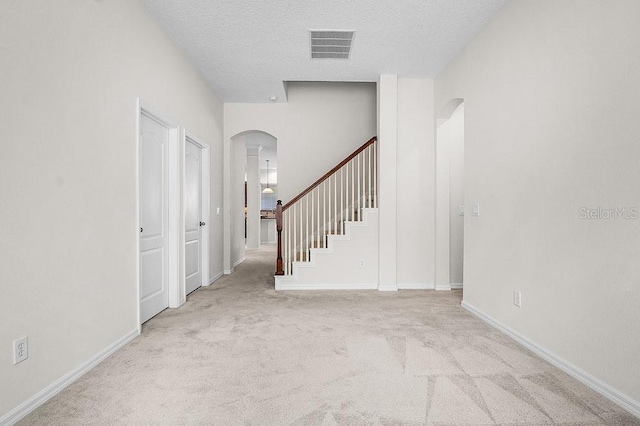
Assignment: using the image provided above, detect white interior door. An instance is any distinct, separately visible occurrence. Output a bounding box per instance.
[140,113,170,323]
[185,139,203,294]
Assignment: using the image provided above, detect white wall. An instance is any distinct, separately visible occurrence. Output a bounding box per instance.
[0,0,224,419]
[224,82,376,271]
[396,78,436,288]
[377,75,399,290]
[224,82,376,203]
[436,0,640,406]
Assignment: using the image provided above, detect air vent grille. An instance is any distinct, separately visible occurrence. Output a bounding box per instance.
[310,30,355,59]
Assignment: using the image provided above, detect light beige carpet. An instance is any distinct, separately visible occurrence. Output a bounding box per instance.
[20,245,639,425]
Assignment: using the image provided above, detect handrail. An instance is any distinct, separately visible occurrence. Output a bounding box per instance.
[282,136,377,211]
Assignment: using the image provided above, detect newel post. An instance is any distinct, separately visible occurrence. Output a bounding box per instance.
[275,200,284,275]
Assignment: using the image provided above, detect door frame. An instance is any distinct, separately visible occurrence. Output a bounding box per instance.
[435,98,465,291]
[136,99,181,330]
[182,130,211,296]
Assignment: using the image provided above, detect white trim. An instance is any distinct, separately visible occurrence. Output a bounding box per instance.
[183,131,211,292]
[398,283,433,290]
[377,285,398,292]
[232,256,246,268]
[461,301,640,419]
[0,329,138,426]
[275,282,377,291]
[435,284,452,291]
[135,99,142,332]
[450,282,463,289]
[208,271,224,286]
[137,99,182,320]
[224,268,234,275]
[167,125,181,308]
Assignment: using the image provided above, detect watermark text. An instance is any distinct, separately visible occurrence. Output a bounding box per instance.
[579,207,638,220]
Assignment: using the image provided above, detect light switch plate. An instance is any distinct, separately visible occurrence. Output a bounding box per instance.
[513,291,522,307]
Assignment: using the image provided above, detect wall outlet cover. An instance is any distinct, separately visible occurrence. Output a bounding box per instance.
[14,336,28,364]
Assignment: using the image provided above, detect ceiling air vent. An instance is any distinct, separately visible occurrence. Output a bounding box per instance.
[310,30,355,59]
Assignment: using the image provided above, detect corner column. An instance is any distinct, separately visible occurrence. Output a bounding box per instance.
[377,75,398,291]
[246,146,262,249]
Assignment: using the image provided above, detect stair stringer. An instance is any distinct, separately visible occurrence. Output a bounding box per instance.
[275,208,379,290]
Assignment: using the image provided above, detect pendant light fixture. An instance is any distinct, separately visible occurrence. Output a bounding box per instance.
[262,160,274,194]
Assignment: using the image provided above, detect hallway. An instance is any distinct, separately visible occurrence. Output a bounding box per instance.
[21,246,638,425]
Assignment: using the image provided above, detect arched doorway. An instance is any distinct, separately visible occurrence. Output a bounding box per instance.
[229,131,277,268]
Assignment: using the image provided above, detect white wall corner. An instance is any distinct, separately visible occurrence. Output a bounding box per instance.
[232,256,246,269]
[207,271,224,286]
[377,74,398,292]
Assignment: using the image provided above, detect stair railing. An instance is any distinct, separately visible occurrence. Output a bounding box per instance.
[275,137,377,275]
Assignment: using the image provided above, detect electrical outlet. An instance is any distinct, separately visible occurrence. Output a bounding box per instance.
[359,258,366,268]
[216,207,220,215]
[459,205,465,216]
[473,204,480,217]
[14,336,28,364]
[513,291,522,307]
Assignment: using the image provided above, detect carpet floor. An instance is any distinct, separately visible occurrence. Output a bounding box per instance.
[20,245,639,425]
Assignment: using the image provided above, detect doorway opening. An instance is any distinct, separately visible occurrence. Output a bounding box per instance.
[137,102,180,326]
[183,132,211,296]
[229,131,278,271]
[435,99,465,290]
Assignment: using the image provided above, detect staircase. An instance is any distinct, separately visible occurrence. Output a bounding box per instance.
[274,137,379,290]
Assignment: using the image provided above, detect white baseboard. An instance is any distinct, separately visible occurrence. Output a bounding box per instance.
[461,301,640,419]
[0,329,139,426]
[398,283,433,290]
[223,256,245,275]
[377,285,398,292]
[206,271,224,286]
[232,256,246,268]
[275,282,377,291]
[450,282,463,289]
[435,284,451,291]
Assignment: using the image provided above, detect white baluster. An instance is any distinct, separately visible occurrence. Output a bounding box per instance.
[304,194,310,261]
[340,167,343,233]
[360,153,367,216]
[373,141,377,208]
[323,180,326,248]
[357,152,361,220]
[368,146,372,208]
[333,174,338,235]
[351,158,354,221]
[293,204,297,264]
[299,201,303,262]
[286,211,291,274]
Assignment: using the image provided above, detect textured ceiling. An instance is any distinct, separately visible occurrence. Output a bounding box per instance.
[142,0,506,103]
